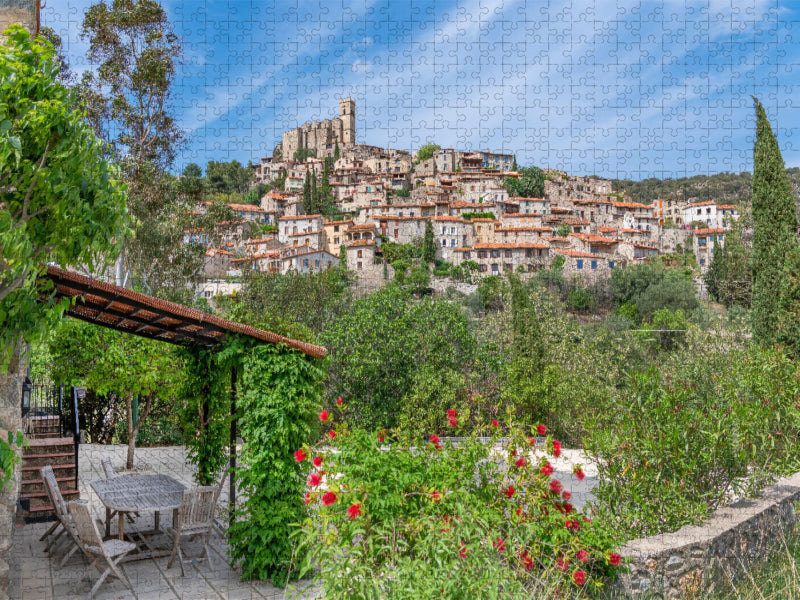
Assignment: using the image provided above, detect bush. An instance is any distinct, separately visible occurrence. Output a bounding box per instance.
[567,287,593,312]
[296,409,623,599]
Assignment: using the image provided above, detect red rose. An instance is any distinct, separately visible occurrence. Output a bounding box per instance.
[336,396,343,405]
[446,409,458,418]
[576,550,589,563]
[312,456,323,468]
[431,491,441,503]
[319,410,330,422]
[505,485,515,498]
[328,430,337,439]
[563,502,574,514]
[540,462,554,476]
[521,551,534,571]
[574,466,585,481]
[459,544,468,559]
[294,449,307,462]
[573,571,586,585]
[557,557,569,571]
[562,490,571,501]
[304,492,312,504]
[491,420,499,428]
[550,479,563,495]
[608,552,622,566]
[321,491,337,506]
[515,456,527,467]
[537,424,547,436]
[493,537,506,553]
[430,434,440,444]
[552,440,561,458]
[308,473,322,487]
[527,436,536,445]
[448,418,458,427]
[347,504,362,520]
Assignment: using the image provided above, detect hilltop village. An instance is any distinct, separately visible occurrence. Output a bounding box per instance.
[192,99,740,298]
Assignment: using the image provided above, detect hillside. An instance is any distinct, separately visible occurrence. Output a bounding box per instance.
[612,167,800,206]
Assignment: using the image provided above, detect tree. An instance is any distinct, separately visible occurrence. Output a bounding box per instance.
[556,223,571,237]
[293,148,316,162]
[182,163,202,179]
[205,160,251,195]
[302,170,313,214]
[508,274,545,375]
[0,25,128,361]
[416,143,440,162]
[333,140,340,161]
[512,155,518,171]
[704,240,726,302]
[751,98,799,346]
[339,243,347,269]
[504,166,545,198]
[423,219,436,263]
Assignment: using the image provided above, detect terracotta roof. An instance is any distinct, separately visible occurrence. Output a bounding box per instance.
[232,253,280,262]
[346,239,376,247]
[502,212,543,218]
[244,238,278,245]
[613,201,652,209]
[228,203,268,212]
[278,214,323,220]
[694,228,726,234]
[43,266,327,358]
[717,205,737,210]
[474,243,549,249]
[690,200,716,207]
[555,250,605,259]
[570,233,618,244]
[433,216,465,222]
[375,216,427,221]
[205,249,234,257]
[510,197,549,202]
[349,223,377,230]
[545,236,570,243]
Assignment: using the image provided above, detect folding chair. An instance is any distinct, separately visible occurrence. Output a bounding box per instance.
[67,501,137,599]
[167,480,224,576]
[100,457,137,526]
[40,466,88,567]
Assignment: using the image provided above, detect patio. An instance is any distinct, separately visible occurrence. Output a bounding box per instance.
[9,444,319,600]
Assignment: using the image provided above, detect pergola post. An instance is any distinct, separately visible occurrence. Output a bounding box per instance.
[229,365,237,526]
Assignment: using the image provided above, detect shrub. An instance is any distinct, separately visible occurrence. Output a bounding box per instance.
[296,409,623,599]
[567,287,594,312]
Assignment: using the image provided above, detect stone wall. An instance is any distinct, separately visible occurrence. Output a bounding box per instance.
[610,471,800,599]
[0,0,38,37]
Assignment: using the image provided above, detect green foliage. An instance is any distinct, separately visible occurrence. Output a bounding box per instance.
[396,366,469,438]
[504,166,545,198]
[461,211,496,221]
[610,262,698,322]
[205,160,252,195]
[423,220,436,263]
[415,143,440,162]
[477,276,507,312]
[394,188,410,198]
[643,308,687,351]
[556,223,572,237]
[322,287,475,430]
[228,342,323,585]
[182,163,202,178]
[751,98,799,346]
[293,148,316,162]
[567,287,594,313]
[0,25,128,362]
[381,241,422,264]
[297,414,623,599]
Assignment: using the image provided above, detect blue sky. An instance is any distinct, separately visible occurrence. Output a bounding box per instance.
[45,0,800,180]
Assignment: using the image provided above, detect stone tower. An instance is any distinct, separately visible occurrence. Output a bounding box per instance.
[339,97,355,147]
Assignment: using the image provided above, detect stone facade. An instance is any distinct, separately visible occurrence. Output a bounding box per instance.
[278,98,355,161]
[0,0,38,39]
[612,471,800,599]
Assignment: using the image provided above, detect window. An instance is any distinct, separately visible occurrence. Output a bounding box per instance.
[609,261,615,269]
[334,225,339,232]
[479,264,487,272]
[357,250,363,258]
[462,251,470,260]
[303,259,309,268]
[334,237,339,244]
[441,226,446,235]
[491,250,500,258]
[441,239,447,247]
[477,226,482,232]
[478,250,487,259]
[491,264,499,273]
[450,239,456,247]
[577,259,583,269]
[526,249,533,258]
[357,261,362,270]
[504,250,512,258]
[504,263,512,271]
[591,260,597,269]
[700,258,706,266]
[590,246,598,254]
[315,259,320,268]
[698,237,707,247]
[394,229,399,239]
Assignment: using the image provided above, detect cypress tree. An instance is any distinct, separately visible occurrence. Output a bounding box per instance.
[751,97,799,345]
[776,244,800,357]
[334,140,340,161]
[509,274,545,375]
[704,240,726,303]
[311,170,318,214]
[423,219,436,264]
[339,243,347,269]
[302,171,311,214]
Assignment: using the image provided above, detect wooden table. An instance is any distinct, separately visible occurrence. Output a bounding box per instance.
[91,474,186,543]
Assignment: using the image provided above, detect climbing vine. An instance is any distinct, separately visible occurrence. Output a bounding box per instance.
[228,341,323,586]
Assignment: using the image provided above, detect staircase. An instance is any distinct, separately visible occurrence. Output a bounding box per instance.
[20,437,79,522]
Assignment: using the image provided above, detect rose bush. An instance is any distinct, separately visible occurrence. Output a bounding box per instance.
[294,406,623,599]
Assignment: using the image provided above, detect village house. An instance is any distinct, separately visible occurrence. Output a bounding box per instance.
[568,199,615,227]
[323,219,354,255]
[470,219,497,244]
[376,216,428,244]
[495,226,548,245]
[513,197,551,215]
[451,243,549,276]
[555,250,616,281]
[278,215,325,243]
[433,216,473,260]
[499,213,546,228]
[432,148,462,173]
[616,241,661,261]
[611,201,659,233]
[227,203,273,224]
[202,248,235,277]
[693,228,726,270]
[569,233,620,257]
[345,239,377,272]
[682,202,739,230]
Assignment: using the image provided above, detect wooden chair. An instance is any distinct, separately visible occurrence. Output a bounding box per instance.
[40,466,88,567]
[67,500,137,599]
[100,457,137,526]
[167,482,223,576]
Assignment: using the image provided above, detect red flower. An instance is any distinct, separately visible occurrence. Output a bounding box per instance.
[304,492,312,504]
[608,552,622,566]
[459,544,469,559]
[552,440,562,458]
[574,466,585,481]
[565,519,581,532]
[540,462,554,477]
[336,396,343,405]
[431,491,441,503]
[347,504,362,520]
[537,424,547,436]
[448,417,458,427]
[583,517,592,524]
[319,410,330,422]
[312,456,323,468]
[294,449,307,462]
[557,557,570,571]
[327,430,337,439]
[521,550,534,571]
[576,550,589,563]
[493,537,506,553]
[562,490,571,501]
[446,409,458,418]
[505,485,515,498]
[563,502,574,514]
[510,449,517,457]
[430,434,440,444]
[527,436,536,445]
[321,491,337,506]
[515,456,527,467]
[516,507,525,518]
[491,420,499,428]
[573,571,586,585]
[550,479,563,495]
[435,444,443,450]
[377,431,386,443]
[308,473,322,487]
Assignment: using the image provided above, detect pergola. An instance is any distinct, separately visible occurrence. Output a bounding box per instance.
[42,265,327,516]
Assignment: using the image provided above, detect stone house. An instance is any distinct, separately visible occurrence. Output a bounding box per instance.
[323,219,354,255]
[555,250,616,282]
[693,228,726,270]
[203,248,235,277]
[611,201,658,232]
[451,243,549,276]
[513,197,550,215]
[227,203,272,224]
[682,202,739,230]
[376,216,428,244]
[433,216,473,261]
[495,226,547,245]
[345,239,377,272]
[616,242,660,261]
[500,213,546,228]
[278,215,325,244]
[284,248,339,274]
[569,233,620,257]
[470,219,497,244]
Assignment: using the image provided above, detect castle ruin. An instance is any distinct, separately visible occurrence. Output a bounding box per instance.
[277,98,356,161]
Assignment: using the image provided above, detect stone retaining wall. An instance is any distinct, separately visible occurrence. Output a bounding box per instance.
[611,471,800,599]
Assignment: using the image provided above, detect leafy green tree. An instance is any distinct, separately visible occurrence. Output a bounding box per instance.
[751,98,799,345]
[205,160,252,195]
[182,163,202,178]
[0,25,128,360]
[509,274,545,375]
[333,140,340,161]
[504,166,545,198]
[323,287,475,430]
[293,148,316,162]
[634,271,698,321]
[556,223,571,237]
[339,243,347,269]
[423,219,436,263]
[416,143,440,162]
[704,240,726,302]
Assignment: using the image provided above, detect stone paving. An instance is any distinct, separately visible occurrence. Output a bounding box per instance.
[8,443,598,599]
[9,444,317,600]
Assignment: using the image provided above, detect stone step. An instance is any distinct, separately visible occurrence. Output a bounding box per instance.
[21,489,79,511]
[21,475,75,495]
[21,452,75,468]
[21,464,75,481]
[22,437,74,456]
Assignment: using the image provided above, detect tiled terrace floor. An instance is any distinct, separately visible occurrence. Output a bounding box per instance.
[9,445,317,600]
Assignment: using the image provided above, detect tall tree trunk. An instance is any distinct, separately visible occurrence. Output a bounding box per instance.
[125,394,135,470]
